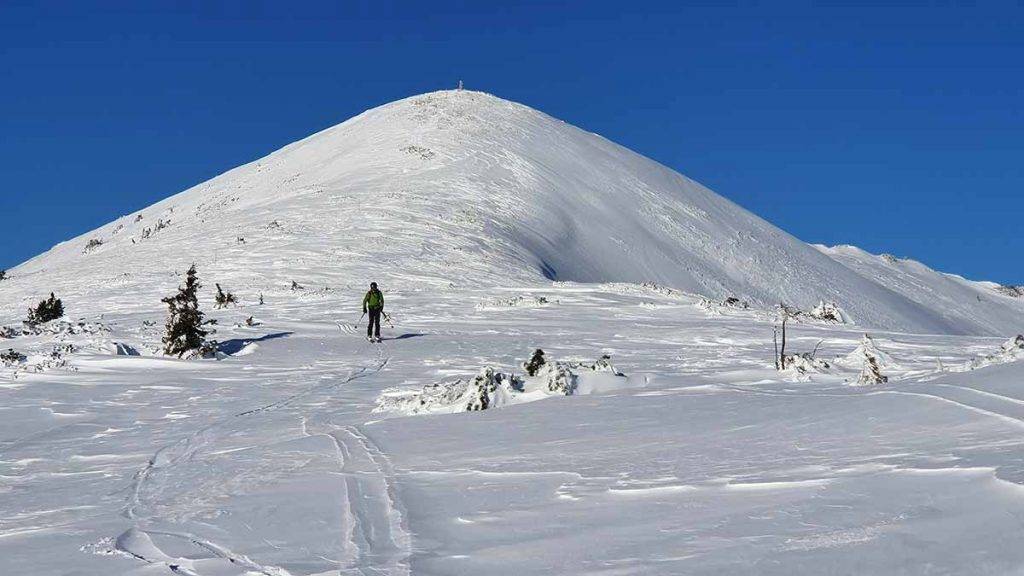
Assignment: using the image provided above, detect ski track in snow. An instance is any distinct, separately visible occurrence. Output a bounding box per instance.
[117,344,397,575]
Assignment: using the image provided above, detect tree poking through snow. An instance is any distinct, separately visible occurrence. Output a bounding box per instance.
[27,293,64,325]
[214,283,237,308]
[524,348,547,376]
[852,334,889,385]
[161,265,216,358]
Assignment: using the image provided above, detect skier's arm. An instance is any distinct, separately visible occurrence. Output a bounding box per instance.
[362,292,368,313]
[379,293,384,311]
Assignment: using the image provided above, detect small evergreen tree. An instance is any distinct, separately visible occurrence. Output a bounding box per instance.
[27,293,64,324]
[523,348,547,376]
[161,265,215,357]
[214,283,237,308]
[0,269,7,281]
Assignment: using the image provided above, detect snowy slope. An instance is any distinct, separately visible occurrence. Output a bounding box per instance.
[5,90,1024,576]
[4,89,1022,335]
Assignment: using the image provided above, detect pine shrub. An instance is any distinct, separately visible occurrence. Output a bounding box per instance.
[524,348,547,376]
[27,293,64,324]
[214,283,237,308]
[161,265,216,358]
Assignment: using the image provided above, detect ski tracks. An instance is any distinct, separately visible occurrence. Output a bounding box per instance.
[118,351,397,575]
[871,383,1024,431]
[304,416,412,576]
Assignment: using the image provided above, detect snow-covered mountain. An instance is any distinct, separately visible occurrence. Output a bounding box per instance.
[4,89,1021,335]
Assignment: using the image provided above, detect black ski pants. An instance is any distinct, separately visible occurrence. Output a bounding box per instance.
[367,308,382,339]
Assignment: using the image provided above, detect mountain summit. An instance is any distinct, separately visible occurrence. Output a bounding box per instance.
[5,90,1022,335]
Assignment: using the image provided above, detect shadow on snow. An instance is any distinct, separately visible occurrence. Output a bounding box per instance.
[218,332,294,355]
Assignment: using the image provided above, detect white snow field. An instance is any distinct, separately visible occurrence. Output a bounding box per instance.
[3,89,1024,575]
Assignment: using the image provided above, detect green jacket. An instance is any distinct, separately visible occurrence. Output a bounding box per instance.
[363,289,384,312]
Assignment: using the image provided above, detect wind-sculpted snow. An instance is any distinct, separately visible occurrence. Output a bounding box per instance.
[3,283,1024,574]
[2,89,1022,335]
[5,89,1024,575]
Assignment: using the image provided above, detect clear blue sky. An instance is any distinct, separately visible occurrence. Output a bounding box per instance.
[2,1,1021,284]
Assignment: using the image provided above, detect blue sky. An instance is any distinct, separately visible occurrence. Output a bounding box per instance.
[2,1,1021,283]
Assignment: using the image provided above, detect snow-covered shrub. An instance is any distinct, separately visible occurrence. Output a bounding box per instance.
[477,295,552,310]
[465,367,522,411]
[533,361,576,394]
[523,348,547,376]
[881,254,901,264]
[722,296,749,309]
[963,335,1024,371]
[83,238,103,253]
[0,326,16,339]
[995,285,1024,298]
[843,335,890,385]
[858,355,888,385]
[810,301,846,323]
[376,351,629,415]
[0,269,7,281]
[291,280,304,291]
[214,283,237,308]
[1,349,26,367]
[780,353,830,375]
[140,218,169,240]
[109,342,140,356]
[402,145,436,160]
[161,265,216,358]
[27,293,64,325]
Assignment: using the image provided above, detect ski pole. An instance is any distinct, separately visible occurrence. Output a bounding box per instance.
[355,311,366,327]
[383,311,395,329]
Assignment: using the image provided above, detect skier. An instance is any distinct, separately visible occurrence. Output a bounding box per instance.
[362,282,385,342]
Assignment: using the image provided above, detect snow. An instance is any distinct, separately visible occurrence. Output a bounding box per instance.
[3,89,1024,574]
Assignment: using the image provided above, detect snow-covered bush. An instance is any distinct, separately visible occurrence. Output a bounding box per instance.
[722,296,749,309]
[161,265,216,358]
[83,238,103,253]
[376,351,630,415]
[140,218,170,240]
[27,293,64,325]
[464,367,522,411]
[477,294,552,310]
[858,355,888,385]
[108,342,140,356]
[291,280,304,291]
[1,349,26,367]
[523,348,547,376]
[843,335,890,385]
[810,301,846,323]
[0,269,7,281]
[995,285,1024,298]
[214,283,237,308]
[780,352,830,375]
[963,335,1024,371]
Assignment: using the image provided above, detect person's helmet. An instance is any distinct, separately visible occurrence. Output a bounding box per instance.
[370,282,378,289]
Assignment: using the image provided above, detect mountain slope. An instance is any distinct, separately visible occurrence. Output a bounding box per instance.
[3,89,1021,335]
